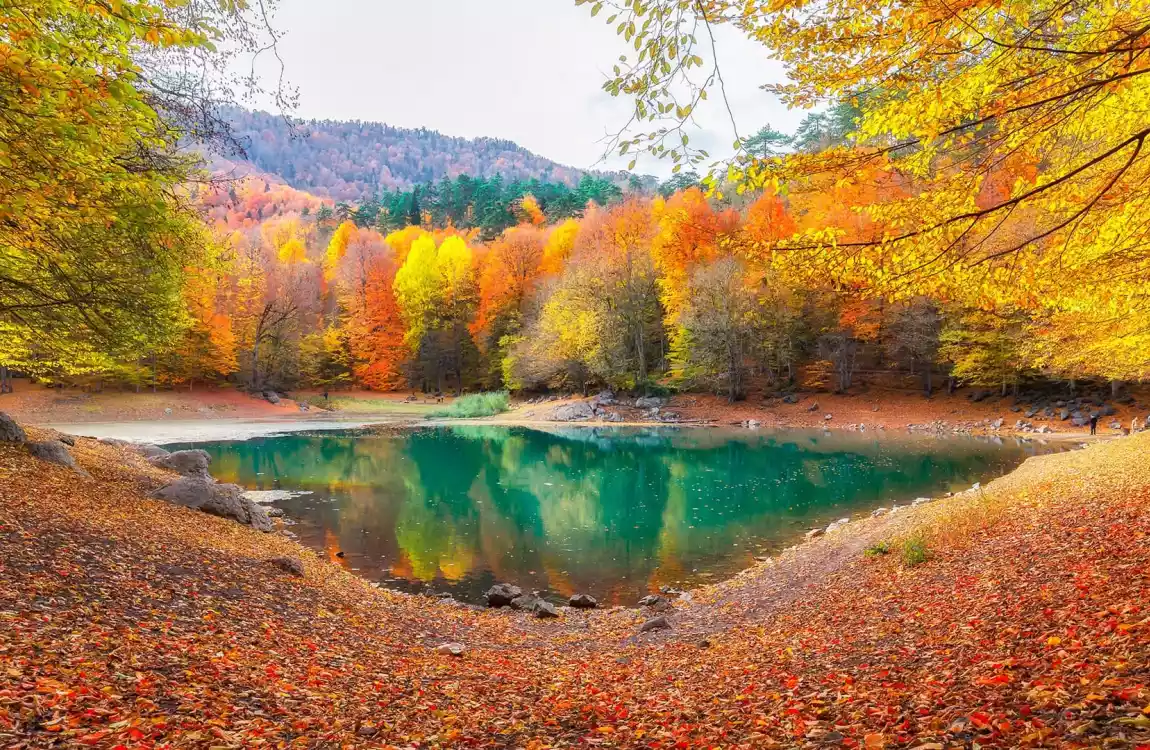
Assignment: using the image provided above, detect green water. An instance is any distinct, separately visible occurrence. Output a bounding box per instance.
[178,426,1059,605]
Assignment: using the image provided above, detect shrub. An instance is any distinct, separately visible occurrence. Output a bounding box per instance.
[901,535,930,567]
[864,541,890,557]
[429,391,511,419]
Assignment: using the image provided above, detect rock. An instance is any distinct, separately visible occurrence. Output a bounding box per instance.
[26,441,85,474]
[639,615,671,633]
[510,594,541,611]
[1010,406,1021,413]
[99,437,129,447]
[1100,404,1116,417]
[263,390,281,405]
[57,434,76,447]
[638,594,664,607]
[743,419,761,429]
[825,517,850,534]
[591,390,616,407]
[806,402,820,412]
[435,642,466,657]
[1071,414,1090,427]
[1037,425,1052,434]
[912,497,932,506]
[485,583,523,607]
[265,507,285,518]
[149,449,211,478]
[269,556,304,577]
[971,482,981,490]
[0,412,26,443]
[163,407,173,415]
[634,396,666,409]
[804,528,824,540]
[553,402,595,422]
[1025,406,1039,418]
[604,411,624,422]
[969,390,989,403]
[823,413,833,421]
[1060,408,1071,421]
[152,477,273,532]
[779,393,799,404]
[990,418,1004,430]
[569,593,598,609]
[870,507,889,517]
[129,443,170,459]
[659,586,684,596]
[533,601,560,619]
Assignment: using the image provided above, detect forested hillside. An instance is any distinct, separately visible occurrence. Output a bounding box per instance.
[224,108,589,201]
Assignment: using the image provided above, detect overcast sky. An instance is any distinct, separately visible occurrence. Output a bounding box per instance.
[249,0,804,177]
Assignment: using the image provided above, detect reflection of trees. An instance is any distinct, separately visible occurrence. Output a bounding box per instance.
[191,427,1042,603]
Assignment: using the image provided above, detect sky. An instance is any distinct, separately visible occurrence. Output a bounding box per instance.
[248,0,805,177]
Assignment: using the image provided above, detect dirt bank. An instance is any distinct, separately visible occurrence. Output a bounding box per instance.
[2,421,1149,747]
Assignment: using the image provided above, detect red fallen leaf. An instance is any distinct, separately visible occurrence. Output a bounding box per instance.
[78,732,107,745]
[971,711,992,729]
[977,673,1011,685]
[126,727,145,740]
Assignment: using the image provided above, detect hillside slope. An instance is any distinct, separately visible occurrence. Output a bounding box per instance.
[223,108,587,202]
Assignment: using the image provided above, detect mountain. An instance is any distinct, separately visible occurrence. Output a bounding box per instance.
[220,108,589,203]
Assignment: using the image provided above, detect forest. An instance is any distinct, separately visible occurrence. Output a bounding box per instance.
[1,0,1147,405]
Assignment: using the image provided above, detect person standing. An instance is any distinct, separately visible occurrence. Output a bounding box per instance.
[1089,413,1099,435]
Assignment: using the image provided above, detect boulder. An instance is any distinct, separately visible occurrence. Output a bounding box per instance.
[26,441,85,474]
[152,477,273,532]
[485,583,523,608]
[0,412,26,443]
[149,449,211,478]
[553,402,595,422]
[990,418,1004,430]
[634,396,666,409]
[870,507,889,517]
[263,390,281,405]
[1100,404,1117,417]
[1060,408,1071,421]
[590,390,616,407]
[638,594,664,607]
[825,517,850,534]
[129,443,170,459]
[639,615,671,633]
[533,601,560,619]
[1071,414,1090,427]
[804,528,824,540]
[1025,407,1039,418]
[569,593,598,609]
[57,434,76,447]
[781,394,800,404]
[435,642,466,657]
[510,594,542,611]
[269,556,304,577]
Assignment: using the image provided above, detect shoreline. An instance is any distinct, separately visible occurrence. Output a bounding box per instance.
[3,419,1149,746]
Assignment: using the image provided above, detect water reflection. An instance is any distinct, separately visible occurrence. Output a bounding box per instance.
[179,426,1059,604]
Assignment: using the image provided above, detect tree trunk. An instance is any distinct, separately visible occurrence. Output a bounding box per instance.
[1112,380,1122,398]
[947,376,956,395]
[151,352,157,393]
[924,366,933,397]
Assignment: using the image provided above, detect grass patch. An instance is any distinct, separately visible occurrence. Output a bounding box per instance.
[864,541,890,557]
[429,391,511,419]
[901,534,930,566]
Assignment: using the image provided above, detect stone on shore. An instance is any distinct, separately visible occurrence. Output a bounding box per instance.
[152,477,273,532]
[0,412,26,443]
[569,593,598,609]
[485,583,523,607]
[639,615,671,633]
[149,449,211,478]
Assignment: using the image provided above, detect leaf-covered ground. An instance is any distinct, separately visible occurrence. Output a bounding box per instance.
[2,429,1149,748]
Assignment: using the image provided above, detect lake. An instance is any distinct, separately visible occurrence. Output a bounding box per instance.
[174,425,1062,605]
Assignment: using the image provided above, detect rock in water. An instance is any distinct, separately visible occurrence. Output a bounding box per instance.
[435,642,466,657]
[534,601,560,619]
[485,583,523,607]
[639,615,671,633]
[269,556,304,577]
[152,477,272,532]
[0,412,26,443]
[569,593,598,609]
[26,441,85,474]
[149,449,211,478]
[638,594,664,607]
